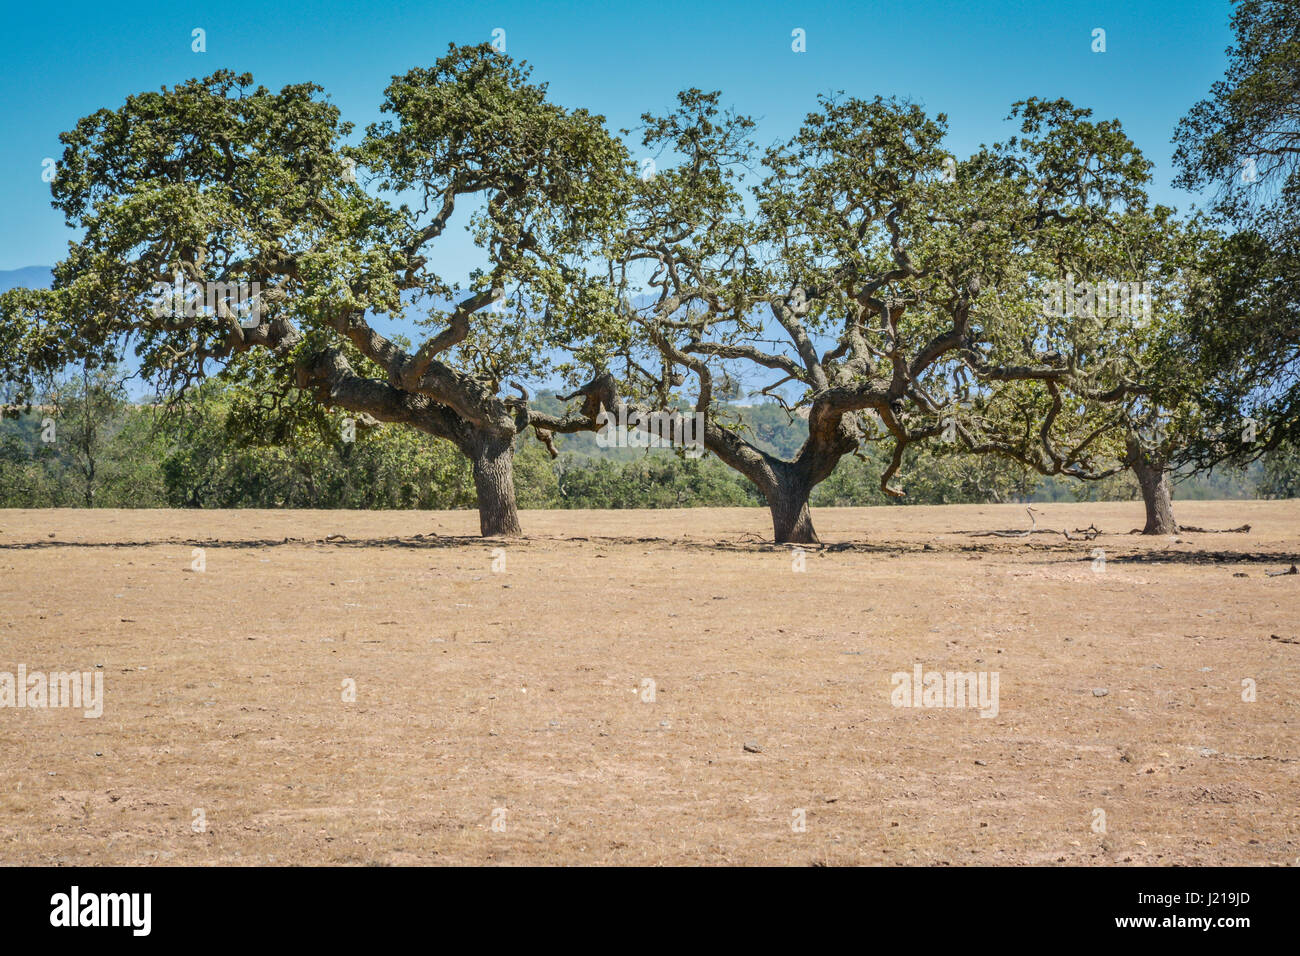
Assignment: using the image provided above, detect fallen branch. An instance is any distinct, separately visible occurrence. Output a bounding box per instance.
[970,507,1101,541]
[1265,564,1298,577]
[971,507,1042,538]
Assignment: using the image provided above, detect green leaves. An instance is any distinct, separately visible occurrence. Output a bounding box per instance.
[362,44,629,312]
[1174,0,1300,231]
[3,43,637,452]
[1171,1,1300,466]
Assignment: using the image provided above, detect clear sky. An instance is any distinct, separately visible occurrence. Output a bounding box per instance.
[2,0,1235,278]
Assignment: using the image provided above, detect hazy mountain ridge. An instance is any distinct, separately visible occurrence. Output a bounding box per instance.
[0,266,53,292]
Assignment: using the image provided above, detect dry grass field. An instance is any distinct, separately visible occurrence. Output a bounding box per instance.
[1,500,1298,866]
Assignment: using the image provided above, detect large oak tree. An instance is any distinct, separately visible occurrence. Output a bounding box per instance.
[0,44,627,536]
[611,93,1168,542]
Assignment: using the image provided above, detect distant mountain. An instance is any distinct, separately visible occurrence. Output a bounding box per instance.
[0,266,53,293]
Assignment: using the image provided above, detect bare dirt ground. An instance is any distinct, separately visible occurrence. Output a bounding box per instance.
[1,500,1297,866]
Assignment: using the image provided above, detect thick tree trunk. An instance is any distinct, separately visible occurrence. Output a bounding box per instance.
[1132,458,1177,535]
[469,433,522,538]
[768,479,819,544]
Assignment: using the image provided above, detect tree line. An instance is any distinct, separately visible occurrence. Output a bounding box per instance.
[2,3,1297,541]
[3,368,1284,512]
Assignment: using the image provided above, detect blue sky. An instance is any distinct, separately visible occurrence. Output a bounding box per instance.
[2,0,1234,279]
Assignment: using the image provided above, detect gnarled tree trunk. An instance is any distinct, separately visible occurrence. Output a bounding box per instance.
[1133,459,1177,535]
[468,431,522,537]
[297,350,527,538]
[706,408,858,545]
[761,410,860,544]
[767,478,819,544]
[1126,435,1177,535]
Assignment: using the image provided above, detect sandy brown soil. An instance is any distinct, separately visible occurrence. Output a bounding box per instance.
[1,500,1297,866]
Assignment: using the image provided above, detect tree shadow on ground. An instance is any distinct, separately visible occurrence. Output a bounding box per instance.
[1,533,1296,568]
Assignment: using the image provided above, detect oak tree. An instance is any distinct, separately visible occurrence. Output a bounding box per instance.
[0,44,627,536]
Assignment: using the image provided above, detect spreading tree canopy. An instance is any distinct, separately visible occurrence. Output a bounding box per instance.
[609,93,1182,542]
[0,44,629,536]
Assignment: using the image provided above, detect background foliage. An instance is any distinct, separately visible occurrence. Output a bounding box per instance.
[1,370,1276,510]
